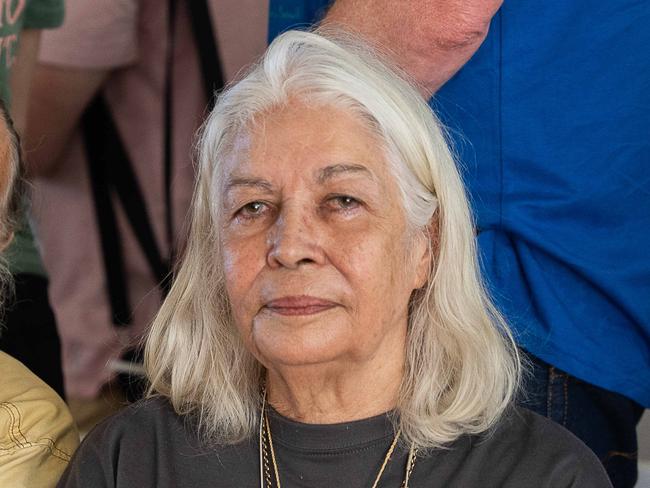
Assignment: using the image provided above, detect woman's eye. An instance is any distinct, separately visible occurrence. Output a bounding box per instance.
[236,201,268,219]
[327,195,361,211]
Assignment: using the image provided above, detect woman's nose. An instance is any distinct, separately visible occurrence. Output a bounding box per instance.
[266,207,325,269]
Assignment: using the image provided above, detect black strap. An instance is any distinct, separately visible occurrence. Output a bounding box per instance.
[186,0,225,109]
[82,97,171,327]
[163,0,177,253]
[82,100,130,326]
[81,0,223,328]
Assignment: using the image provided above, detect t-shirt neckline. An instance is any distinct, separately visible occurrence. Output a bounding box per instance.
[266,406,396,452]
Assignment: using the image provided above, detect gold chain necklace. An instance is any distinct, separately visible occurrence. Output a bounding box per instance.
[258,390,417,488]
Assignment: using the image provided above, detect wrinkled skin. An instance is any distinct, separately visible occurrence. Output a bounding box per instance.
[219,101,429,422]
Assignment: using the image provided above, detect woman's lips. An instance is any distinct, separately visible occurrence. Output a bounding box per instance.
[264,296,337,316]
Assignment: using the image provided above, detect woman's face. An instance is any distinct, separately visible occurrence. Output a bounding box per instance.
[219,101,429,372]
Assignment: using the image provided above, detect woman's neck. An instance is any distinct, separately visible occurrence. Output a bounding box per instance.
[265,350,404,424]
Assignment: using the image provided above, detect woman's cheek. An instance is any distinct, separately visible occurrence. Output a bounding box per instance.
[222,242,260,303]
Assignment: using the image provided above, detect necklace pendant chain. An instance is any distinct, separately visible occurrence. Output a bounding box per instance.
[260,389,281,488]
[259,389,416,488]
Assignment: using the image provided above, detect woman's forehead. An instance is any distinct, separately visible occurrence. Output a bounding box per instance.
[221,102,391,186]
[223,162,380,199]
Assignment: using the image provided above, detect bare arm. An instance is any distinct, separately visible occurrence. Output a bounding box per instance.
[9,29,41,135]
[23,64,108,177]
[324,0,502,98]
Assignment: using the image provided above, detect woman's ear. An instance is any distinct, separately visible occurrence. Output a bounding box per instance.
[413,212,439,290]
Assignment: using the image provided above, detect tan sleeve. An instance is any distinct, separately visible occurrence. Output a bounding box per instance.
[38,0,139,69]
[0,352,80,488]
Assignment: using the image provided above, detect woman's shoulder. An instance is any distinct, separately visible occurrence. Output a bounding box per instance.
[491,406,582,445]
[82,395,184,446]
[471,406,612,486]
[58,397,259,487]
[57,396,195,487]
[416,407,612,487]
[496,407,599,457]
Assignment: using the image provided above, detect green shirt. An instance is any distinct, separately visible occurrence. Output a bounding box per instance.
[0,0,64,105]
[4,213,47,276]
[0,0,64,276]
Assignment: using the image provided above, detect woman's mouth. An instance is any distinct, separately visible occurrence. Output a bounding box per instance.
[264,296,338,316]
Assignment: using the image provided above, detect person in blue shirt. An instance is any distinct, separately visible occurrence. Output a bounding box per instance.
[268,2,649,487]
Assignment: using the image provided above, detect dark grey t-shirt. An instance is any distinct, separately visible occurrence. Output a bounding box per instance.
[57,397,611,487]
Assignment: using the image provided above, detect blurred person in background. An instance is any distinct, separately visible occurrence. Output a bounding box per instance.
[0,100,78,488]
[269,1,650,487]
[23,0,268,432]
[0,0,66,399]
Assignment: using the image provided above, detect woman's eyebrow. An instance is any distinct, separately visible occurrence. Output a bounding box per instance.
[224,176,274,195]
[315,163,375,184]
[224,164,374,195]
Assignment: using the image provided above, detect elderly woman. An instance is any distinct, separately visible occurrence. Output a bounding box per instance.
[58,30,610,487]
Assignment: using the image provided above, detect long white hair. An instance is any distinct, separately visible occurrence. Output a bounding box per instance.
[144,28,521,449]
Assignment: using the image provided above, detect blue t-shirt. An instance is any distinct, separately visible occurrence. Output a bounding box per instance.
[269,1,650,407]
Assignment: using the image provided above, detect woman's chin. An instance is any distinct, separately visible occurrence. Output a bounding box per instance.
[251,322,353,369]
